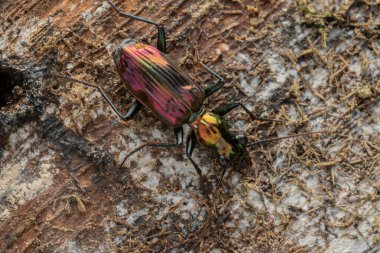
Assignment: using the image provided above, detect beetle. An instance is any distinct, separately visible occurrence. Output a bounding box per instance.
[57,0,317,192]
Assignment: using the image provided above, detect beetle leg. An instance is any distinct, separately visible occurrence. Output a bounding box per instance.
[217,161,231,188]
[120,127,183,167]
[195,51,225,97]
[186,130,208,195]
[55,75,142,121]
[121,100,142,121]
[212,102,283,122]
[106,0,167,53]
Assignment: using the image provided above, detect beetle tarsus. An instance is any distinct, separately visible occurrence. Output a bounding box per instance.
[196,51,225,97]
[217,162,230,188]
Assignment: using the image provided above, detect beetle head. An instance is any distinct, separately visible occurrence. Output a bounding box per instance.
[113,38,136,65]
[232,149,251,169]
[231,131,250,169]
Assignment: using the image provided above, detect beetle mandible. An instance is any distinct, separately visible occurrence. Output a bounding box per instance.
[57,0,284,192]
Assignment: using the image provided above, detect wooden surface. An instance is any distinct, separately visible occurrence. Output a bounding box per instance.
[1,0,380,252]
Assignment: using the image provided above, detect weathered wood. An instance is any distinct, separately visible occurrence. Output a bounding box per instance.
[1,0,380,252]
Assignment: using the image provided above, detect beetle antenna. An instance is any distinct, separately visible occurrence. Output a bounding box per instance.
[247,131,329,147]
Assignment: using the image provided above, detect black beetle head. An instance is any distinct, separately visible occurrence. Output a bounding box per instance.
[235,155,251,169]
[231,131,251,169]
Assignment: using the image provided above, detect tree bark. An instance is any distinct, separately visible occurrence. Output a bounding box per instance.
[1,0,380,252]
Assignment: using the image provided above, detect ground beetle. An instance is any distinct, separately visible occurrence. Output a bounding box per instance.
[57,0,319,192]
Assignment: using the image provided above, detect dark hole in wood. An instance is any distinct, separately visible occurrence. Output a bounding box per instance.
[0,65,24,107]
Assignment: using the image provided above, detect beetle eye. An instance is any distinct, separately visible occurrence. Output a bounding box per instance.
[219,156,229,166]
[236,133,248,146]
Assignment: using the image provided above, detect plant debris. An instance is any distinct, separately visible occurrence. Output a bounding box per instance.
[0,0,379,252]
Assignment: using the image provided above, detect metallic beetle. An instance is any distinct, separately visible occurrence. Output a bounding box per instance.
[57,0,281,192]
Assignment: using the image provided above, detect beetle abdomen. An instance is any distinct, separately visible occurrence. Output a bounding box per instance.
[114,41,205,126]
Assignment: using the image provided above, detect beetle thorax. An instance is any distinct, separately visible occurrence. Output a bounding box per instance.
[190,111,235,159]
